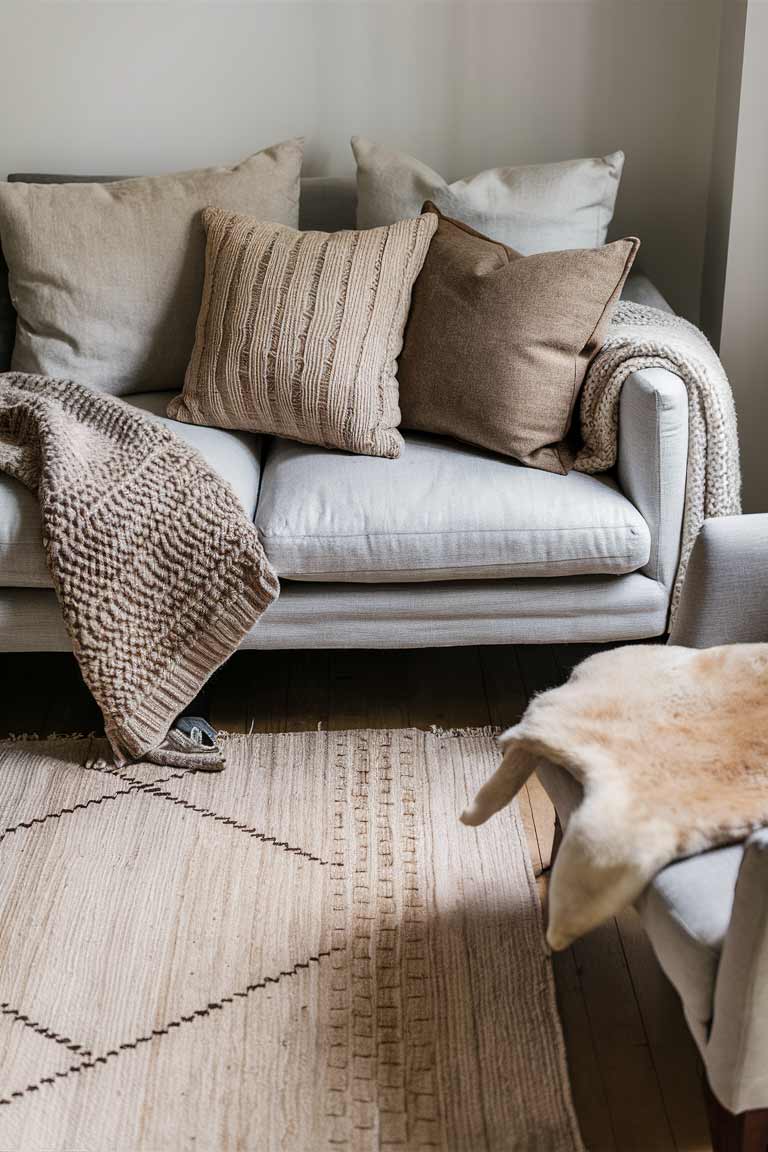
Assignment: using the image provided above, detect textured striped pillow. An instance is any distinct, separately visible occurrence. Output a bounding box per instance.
[169,208,437,458]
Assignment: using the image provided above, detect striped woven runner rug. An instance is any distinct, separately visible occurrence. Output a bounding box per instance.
[0,729,582,1151]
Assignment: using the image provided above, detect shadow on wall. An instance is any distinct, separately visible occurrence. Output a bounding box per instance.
[0,0,722,321]
[307,0,722,322]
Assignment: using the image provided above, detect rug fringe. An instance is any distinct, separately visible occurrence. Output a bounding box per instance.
[427,724,501,738]
[1,731,99,744]
[216,725,502,741]
[0,726,503,752]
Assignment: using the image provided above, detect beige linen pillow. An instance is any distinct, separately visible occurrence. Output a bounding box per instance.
[169,208,437,458]
[352,136,624,253]
[0,139,303,395]
[398,204,639,474]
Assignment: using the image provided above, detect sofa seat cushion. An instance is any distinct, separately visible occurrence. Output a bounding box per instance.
[0,391,263,588]
[636,846,741,1035]
[256,433,651,582]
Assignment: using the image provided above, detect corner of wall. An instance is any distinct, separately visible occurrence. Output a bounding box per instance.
[699,0,748,348]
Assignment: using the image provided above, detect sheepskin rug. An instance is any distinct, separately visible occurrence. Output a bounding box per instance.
[462,643,768,950]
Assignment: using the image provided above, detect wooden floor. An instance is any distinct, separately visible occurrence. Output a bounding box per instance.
[0,645,713,1152]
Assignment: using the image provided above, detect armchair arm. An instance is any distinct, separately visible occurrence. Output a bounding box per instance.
[617,367,688,592]
[705,829,768,1113]
[669,515,768,646]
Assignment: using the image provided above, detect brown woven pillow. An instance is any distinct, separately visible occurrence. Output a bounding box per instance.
[398,203,639,473]
[169,208,437,458]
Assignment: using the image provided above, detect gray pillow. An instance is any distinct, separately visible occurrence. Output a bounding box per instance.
[352,136,624,254]
[0,139,304,395]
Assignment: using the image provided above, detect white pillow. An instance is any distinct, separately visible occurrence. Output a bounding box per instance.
[351,136,624,254]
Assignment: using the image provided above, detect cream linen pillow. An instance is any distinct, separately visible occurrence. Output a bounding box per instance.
[352,136,624,253]
[0,139,304,395]
[169,208,437,458]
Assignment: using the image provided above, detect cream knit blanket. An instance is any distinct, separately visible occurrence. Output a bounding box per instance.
[0,374,279,764]
[576,301,741,616]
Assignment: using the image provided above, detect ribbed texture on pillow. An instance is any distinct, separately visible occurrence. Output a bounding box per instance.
[169,209,437,458]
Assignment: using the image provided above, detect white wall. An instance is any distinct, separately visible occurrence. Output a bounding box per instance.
[701,0,747,347]
[710,0,768,511]
[0,0,721,321]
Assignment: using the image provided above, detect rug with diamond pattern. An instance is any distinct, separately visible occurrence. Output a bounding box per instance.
[0,729,583,1151]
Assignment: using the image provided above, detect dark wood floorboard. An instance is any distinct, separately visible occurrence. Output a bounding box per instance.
[0,645,711,1151]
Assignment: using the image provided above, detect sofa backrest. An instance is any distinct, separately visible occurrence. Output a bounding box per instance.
[300,176,357,231]
[0,174,358,372]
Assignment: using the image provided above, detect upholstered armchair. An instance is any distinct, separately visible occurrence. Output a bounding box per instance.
[538,514,768,1152]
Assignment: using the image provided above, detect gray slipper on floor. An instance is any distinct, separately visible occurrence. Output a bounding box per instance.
[145,716,226,772]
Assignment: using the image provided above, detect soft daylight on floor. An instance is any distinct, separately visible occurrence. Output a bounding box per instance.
[0,645,712,1152]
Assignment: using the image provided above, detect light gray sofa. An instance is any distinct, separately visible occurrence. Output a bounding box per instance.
[0,175,689,651]
[539,515,768,1149]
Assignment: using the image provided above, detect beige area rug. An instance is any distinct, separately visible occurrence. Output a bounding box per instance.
[0,729,583,1152]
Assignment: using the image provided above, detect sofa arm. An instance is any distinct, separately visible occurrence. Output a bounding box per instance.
[622,272,674,314]
[617,367,688,592]
[705,830,768,1113]
[669,515,768,647]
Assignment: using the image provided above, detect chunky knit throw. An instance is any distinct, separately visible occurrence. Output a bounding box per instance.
[0,373,279,764]
[576,301,741,617]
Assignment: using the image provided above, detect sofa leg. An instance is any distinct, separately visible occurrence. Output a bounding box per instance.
[705,1080,768,1152]
[551,815,563,865]
[542,817,563,932]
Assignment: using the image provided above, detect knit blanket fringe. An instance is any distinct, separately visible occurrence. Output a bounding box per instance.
[576,301,741,617]
[0,374,279,764]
